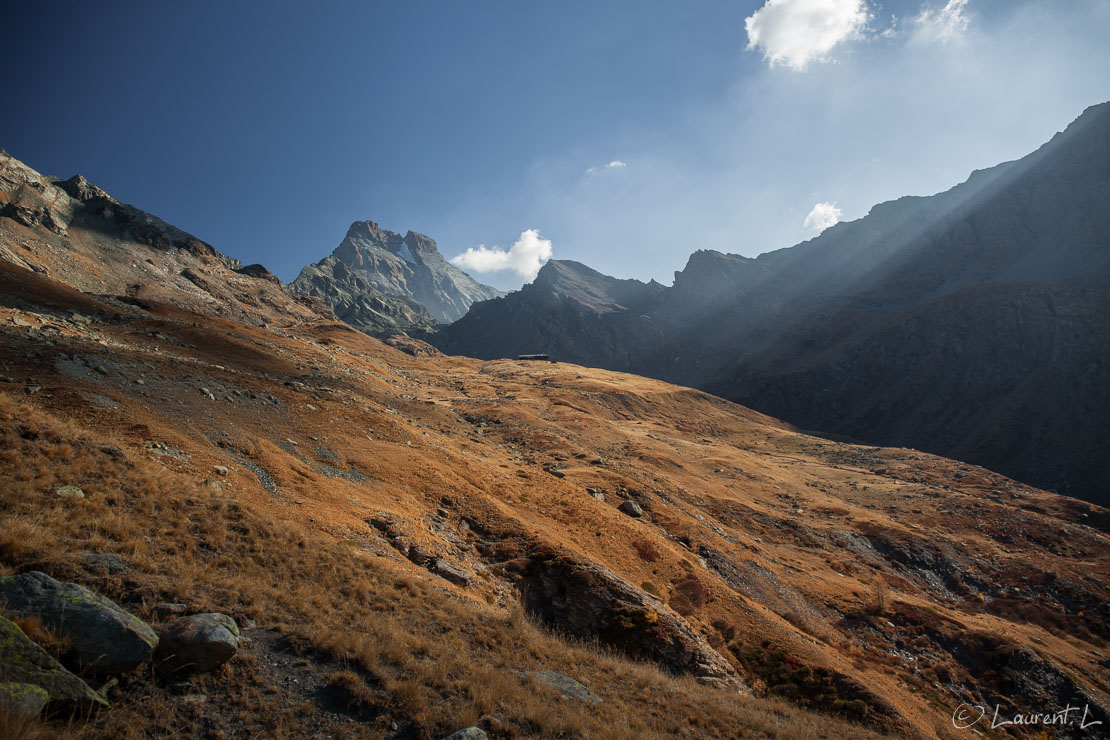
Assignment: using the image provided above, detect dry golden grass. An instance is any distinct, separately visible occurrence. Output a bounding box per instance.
[1,247,1105,739]
[0,392,882,739]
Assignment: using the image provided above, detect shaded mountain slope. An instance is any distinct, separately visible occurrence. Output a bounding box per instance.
[438,259,667,369]
[438,102,1110,505]
[708,101,1110,503]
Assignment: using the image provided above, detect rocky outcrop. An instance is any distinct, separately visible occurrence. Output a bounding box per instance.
[0,571,158,673]
[521,549,749,693]
[0,615,108,710]
[290,220,502,330]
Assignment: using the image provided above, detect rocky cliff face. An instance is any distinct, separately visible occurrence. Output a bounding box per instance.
[290,255,439,338]
[438,102,1110,505]
[290,220,501,333]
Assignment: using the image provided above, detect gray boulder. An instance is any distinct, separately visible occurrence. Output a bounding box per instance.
[51,485,85,499]
[155,613,240,675]
[619,500,643,518]
[0,616,108,710]
[0,572,157,673]
[440,729,489,740]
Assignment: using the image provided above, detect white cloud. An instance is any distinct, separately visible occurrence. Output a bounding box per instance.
[911,0,970,45]
[803,201,842,233]
[450,228,553,282]
[745,0,871,71]
[585,159,628,177]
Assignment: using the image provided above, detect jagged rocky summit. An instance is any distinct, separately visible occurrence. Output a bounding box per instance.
[290,220,501,336]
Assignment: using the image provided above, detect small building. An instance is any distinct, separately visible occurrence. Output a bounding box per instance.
[518,353,552,362]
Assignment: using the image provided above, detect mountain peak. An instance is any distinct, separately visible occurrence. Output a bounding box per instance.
[293,219,502,325]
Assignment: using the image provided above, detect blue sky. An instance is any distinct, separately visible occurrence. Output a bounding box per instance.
[3,1,1108,291]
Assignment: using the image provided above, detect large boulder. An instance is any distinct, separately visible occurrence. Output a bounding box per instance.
[521,550,749,693]
[0,616,107,710]
[0,571,157,673]
[154,613,240,675]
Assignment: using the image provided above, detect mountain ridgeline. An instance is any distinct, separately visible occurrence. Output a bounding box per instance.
[437,102,1110,505]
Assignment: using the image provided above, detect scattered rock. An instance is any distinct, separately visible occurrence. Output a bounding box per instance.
[406,544,432,567]
[619,500,643,518]
[0,682,50,720]
[0,571,158,673]
[51,485,85,499]
[155,613,240,675]
[98,444,126,460]
[213,465,229,476]
[544,467,566,479]
[527,670,602,703]
[0,616,108,709]
[154,603,188,618]
[431,559,473,587]
[76,552,130,575]
[440,728,489,740]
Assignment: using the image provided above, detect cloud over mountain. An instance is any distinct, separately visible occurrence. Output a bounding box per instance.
[450,229,553,282]
[803,201,842,233]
